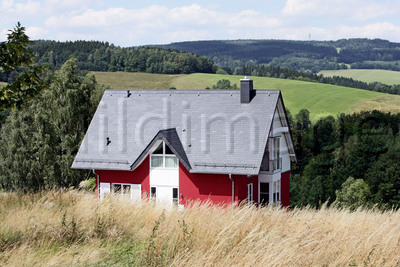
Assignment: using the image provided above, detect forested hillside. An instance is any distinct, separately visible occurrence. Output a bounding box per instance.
[290,110,400,209]
[31,40,217,74]
[157,39,400,72]
[0,40,217,85]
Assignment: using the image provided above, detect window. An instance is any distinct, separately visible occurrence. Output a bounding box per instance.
[260,142,270,171]
[113,184,121,194]
[260,182,269,205]
[260,180,281,205]
[123,184,131,194]
[173,188,178,205]
[150,141,178,168]
[247,183,254,203]
[112,184,132,195]
[112,183,141,202]
[151,187,156,199]
[273,137,280,170]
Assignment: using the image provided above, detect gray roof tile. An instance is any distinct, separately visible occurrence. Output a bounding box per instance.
[72,89,282,175]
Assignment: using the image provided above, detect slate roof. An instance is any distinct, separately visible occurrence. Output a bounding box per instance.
[71,89,285,175]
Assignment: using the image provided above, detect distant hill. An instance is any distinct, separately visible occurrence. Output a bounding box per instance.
[156,39,400,72]
[93,72,400,121]
[1,40,218,85]
[29,40,217,74]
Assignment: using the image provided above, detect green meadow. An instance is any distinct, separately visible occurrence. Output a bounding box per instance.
[319,69,400,85]
[94,72,400,121]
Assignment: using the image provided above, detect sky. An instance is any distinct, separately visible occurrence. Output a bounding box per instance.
[1,0,400,47]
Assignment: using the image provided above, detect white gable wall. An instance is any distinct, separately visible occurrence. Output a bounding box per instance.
[271,99,291,173]
[150,168,179,187]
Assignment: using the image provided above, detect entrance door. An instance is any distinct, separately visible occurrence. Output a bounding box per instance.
[150,186,179,207]
[157,186,173,206]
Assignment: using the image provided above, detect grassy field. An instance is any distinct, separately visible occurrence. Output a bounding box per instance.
[0,82,6,87]
[319,69,400,85]
[0,191,399,266]
[94,71,180,90]
[94,72,400,121]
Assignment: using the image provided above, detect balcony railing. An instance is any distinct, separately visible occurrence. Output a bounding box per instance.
[260,158,282,173]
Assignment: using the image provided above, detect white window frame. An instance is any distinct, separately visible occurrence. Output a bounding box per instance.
[150,141,178,169]
[111,183,142,202]
[99,182,111,200]
[259,179,281,205]
[247,183,254,203]
[273,180,281,203]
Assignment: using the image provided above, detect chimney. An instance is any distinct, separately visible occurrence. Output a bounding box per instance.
[240,76,254,104]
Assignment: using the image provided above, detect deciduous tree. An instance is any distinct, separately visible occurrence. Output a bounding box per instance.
[0,58,103,191]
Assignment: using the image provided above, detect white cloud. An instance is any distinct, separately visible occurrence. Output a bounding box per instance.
[282,0,399,21]
[14,0,41,15]
[162,30,212,44]
[337,23,400,40]
[265,22,400,42]
[1,0,13,9]
[2,1,400,45]
[41,4,284,45]
[0,28,9,42]
[26,26,48,39]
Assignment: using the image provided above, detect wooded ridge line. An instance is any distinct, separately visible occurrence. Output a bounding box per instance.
[3,39,397,95]
[156,38,400,72]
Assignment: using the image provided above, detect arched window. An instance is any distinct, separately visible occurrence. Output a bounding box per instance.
[150,141,178,168]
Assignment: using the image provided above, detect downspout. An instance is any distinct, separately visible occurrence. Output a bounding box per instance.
[92,169,100,199]
[228,173,234,204]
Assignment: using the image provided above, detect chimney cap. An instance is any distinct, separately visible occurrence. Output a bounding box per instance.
[241,76,251,81]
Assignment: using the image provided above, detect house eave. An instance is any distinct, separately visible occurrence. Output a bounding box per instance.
[190,168,259,176]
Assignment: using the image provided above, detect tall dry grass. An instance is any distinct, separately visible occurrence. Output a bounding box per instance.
[0,190,399,266]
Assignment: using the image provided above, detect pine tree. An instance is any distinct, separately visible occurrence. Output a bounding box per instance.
[0,22,46,111]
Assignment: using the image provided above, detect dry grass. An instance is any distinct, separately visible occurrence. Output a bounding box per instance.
[348,95,400,115]
[1,190,399,266]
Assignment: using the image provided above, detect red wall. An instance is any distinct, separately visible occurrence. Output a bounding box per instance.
[95,156,150,198]
[94,157,287,207]
[178,162,258,206]
[281,171,290,207]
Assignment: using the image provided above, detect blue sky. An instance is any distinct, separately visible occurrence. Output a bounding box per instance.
[1,0,400,46]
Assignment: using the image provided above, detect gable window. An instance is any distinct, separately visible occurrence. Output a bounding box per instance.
[150,141,178,168]
[273,137,281,170]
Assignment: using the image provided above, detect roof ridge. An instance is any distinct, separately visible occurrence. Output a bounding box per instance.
[104,89,281,94]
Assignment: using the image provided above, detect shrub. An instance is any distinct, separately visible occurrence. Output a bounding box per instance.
[79,178,96,191]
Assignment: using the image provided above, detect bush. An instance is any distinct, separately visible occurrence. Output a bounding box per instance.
[79,178,96,191]
[333,177,371,210]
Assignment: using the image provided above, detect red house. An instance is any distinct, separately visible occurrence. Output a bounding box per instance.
[72,77,296,208]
